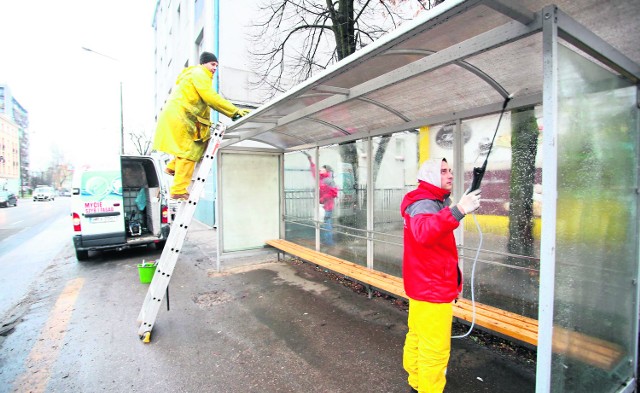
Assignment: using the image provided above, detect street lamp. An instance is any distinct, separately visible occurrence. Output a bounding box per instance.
[81,46,125,154]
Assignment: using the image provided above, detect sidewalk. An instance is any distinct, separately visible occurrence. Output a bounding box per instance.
[175,220,536,392]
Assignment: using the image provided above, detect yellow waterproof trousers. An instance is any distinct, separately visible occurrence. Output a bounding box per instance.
[403,299,453,393]
[167,157,196,195]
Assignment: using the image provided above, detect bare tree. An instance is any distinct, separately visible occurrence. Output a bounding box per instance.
[129,129,153,155]
[250,0,443,98]
[48,145,73,189]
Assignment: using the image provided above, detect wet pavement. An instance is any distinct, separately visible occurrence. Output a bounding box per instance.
[0,220,535,392]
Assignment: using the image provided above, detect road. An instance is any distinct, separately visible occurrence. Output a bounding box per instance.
[0,202,535,393]
[0,198,73,319]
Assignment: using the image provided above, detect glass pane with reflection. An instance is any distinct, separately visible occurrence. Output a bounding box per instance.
[459,105,543,319]
[372,131,419,277]
[550,43,637,391]
[284,150,316,248]
[318,142,368,265]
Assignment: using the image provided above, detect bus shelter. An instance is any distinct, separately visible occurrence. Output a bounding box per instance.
[217,1,639,391]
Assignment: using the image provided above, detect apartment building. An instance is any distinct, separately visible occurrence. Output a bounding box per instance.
[0,85,29,193]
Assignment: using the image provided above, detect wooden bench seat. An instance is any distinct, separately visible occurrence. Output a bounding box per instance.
[266,239,625,371]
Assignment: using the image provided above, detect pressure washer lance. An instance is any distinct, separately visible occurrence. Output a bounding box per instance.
[452,91,514,339]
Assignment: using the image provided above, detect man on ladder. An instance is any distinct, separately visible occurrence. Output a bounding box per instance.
[153,51,249,200]
[138,52,249,343]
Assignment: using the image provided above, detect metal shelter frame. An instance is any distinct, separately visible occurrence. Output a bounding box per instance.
[219,1,640,392]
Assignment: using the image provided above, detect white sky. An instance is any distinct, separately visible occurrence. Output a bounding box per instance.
[0,0,156,171]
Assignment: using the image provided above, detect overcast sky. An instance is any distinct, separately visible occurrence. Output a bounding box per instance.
[0,0,156,170]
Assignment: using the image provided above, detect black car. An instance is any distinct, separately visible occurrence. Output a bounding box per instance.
[0,191,17,207]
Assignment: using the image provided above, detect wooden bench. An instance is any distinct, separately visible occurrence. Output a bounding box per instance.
[266,239,625,371]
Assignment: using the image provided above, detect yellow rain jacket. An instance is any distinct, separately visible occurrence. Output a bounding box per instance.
[153,65,241,161]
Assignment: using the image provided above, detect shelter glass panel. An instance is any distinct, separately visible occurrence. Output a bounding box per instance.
[372,131,419,277]
[459,103,543,319]
[283,150,316,248]
[319,142,367,266]
[220,153,280,252]
[550,44,638,391]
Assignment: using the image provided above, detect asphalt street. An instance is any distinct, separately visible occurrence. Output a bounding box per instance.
[0,198,72,319]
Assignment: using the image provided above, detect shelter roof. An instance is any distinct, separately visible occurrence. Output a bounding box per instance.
[223,0,640,152]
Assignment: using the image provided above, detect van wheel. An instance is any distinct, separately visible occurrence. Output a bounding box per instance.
[155,241,166,251]
[75,248,89,261]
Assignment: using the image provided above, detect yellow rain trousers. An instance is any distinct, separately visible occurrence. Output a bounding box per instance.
[153,65,241,194]
[403,299,453,393]
[165,158,195,195]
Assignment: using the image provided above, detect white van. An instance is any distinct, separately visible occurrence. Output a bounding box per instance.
[71,155,172,261]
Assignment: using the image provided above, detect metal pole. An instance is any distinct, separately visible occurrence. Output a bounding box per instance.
[81,46,124,154]
[119,81,124,154]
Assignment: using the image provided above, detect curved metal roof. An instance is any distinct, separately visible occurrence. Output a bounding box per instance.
[223,0,640,152]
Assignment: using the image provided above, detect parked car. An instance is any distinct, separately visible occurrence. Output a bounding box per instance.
[59,188,72,197]
[33,186,56,201]
[0,190,17,207]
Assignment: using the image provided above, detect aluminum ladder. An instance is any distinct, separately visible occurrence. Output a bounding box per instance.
[137,122,226,343]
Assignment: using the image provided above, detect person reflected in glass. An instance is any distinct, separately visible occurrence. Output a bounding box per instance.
[401,158,481,393]
[153,51,249,200]
[305,153,338,246]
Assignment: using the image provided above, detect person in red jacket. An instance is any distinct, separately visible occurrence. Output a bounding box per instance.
[305,153,339,246]
[401,158,481,393]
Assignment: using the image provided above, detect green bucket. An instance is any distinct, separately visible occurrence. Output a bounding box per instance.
[137,261,157,284]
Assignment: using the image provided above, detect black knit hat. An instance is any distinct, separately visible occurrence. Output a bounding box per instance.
[199,52,218,64]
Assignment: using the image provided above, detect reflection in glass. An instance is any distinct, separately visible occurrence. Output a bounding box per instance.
[284,143,368,266]
[319,142,368,266]
[284,150,316,248]
[550,44,637,391]
[459,105,543,319]
[372,132,419,276]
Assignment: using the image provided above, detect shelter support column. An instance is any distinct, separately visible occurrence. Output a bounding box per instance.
[536,5,559,393]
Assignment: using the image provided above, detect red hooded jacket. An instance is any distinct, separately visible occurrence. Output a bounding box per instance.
[310,162,338,212]
[401,180,462,303]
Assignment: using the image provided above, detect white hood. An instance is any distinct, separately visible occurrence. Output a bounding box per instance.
[416,158,444,186]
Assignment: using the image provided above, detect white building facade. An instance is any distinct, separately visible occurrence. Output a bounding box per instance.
[152,0,264,225]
